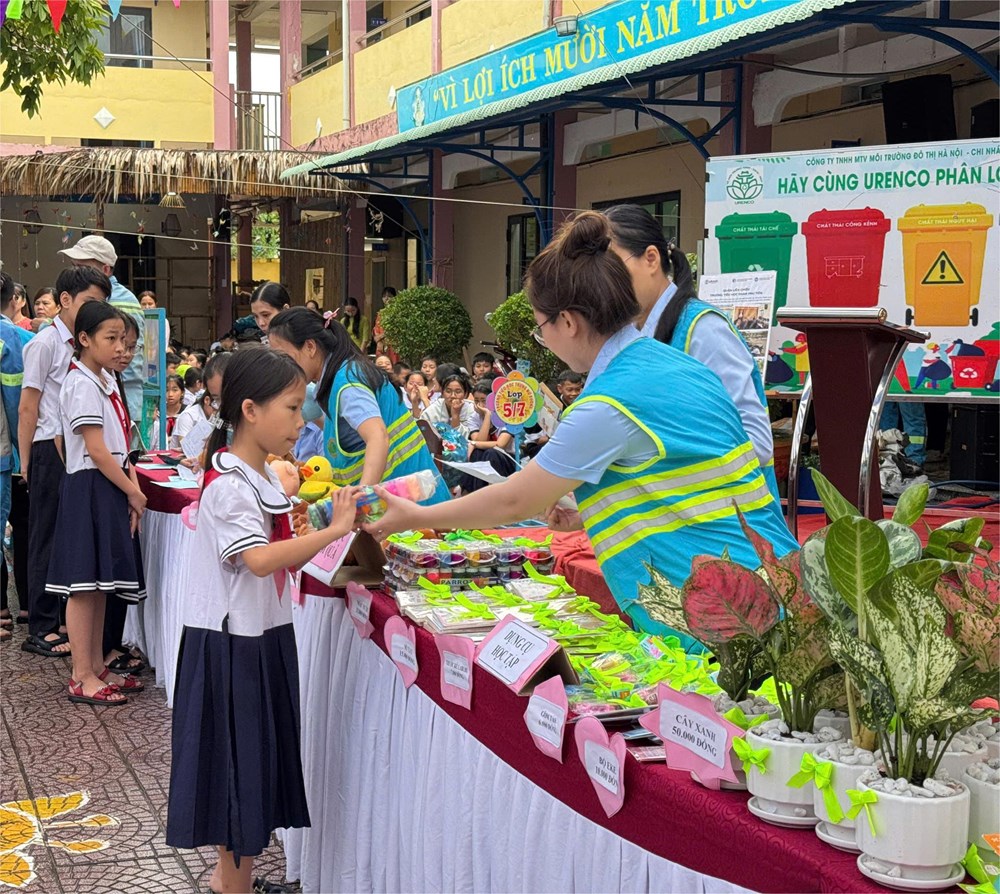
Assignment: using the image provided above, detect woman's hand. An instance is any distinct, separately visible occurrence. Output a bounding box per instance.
[128,486,147,520]
[326,486,360,540]
[361,486,422,540]
[545,503,584,532]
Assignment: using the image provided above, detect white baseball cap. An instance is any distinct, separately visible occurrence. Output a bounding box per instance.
[58,234,117,267]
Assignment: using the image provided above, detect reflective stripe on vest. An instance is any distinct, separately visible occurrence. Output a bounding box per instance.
[1,372,23,386]
[328,403,425,487]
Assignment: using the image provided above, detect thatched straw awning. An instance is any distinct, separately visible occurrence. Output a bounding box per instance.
[0,147,343,202]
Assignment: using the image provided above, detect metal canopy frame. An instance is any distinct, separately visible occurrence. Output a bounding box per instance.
[309,0,996,267]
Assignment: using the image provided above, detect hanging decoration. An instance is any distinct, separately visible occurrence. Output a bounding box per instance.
[107,0,122,20]
[46,0,67,32]
[2,0,24,26]
[1,2,9,27]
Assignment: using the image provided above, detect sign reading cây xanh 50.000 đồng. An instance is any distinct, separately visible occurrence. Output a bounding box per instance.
[396,0,853,133]
[704,139,1000,401]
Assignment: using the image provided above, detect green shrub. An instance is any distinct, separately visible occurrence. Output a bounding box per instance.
[487,291,567,385]
[379,285,472,364]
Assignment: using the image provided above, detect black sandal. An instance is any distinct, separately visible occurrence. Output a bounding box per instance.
[106,652,146,674]
[21,633,72,658]
[253,878,293,893]
[16,614,29,625]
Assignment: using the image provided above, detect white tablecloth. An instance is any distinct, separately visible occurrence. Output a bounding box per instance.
[282,594,752,894]
[124,509,192,706]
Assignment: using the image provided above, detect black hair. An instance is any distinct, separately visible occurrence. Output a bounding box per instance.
[472,379,492,396]
[203,347,306,472]
[603,204,696,345]
[341,296,361,337]
[405,370,428,386]
[203,351,231,386]
[184,367,203,390]
[191,349,207,366]
[267,306,384,410]
[525,211,639,337]
[439,371,471,396]
[33,286,56,304]
[138,290,156,303]
[382,286,397,299]
[472,352,495,367]
[435,362,460,384]
[392,362,411,376]
[120,312,140,338]
[166,352,182,366]
[56,266,111,304]
[165,374,185,402]
[557,369,585,385]
[421,355,438,365]
[0,271,14,312]
[11,283,30,317]
[250,281,291,312]
[72,302,124,358]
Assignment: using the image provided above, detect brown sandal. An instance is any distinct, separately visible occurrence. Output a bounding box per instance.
[98,668,144,692]
[67,679,127,706]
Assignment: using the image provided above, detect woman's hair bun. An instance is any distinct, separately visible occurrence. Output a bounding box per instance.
[561,211,612,259]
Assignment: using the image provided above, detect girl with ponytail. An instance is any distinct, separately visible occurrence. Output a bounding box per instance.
[267,307,448,501]
[361,211,797,648]
[603,204,775,484]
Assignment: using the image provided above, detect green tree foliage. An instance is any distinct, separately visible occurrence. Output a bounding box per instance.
[487,291,566,385]
[379,285,472,364]
[1,0,107,118]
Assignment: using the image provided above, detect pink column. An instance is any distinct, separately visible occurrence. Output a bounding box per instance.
[551,110,577,232]
[347,198,367,307]
[209,0,231,150]
[347,0,368,128]
[431,151,453,290]
[279,0,301,147]
[431,0,457,73]
[235,17,253,287]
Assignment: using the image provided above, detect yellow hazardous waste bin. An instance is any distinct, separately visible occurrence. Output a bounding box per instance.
[897,203,993,327]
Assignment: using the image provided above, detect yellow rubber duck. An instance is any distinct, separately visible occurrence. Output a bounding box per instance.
[298,455,338,503]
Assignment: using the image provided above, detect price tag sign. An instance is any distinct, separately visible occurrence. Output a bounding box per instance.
[346,581,374,639]
[435,634,475,709]
[384,616,419,688]
[488,371,540,435]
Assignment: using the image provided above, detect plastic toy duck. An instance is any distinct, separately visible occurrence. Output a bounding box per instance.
[298,455,338,503]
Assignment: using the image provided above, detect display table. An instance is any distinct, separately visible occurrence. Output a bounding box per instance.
[127,464,930,893]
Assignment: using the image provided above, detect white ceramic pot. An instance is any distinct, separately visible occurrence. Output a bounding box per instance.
[964,767,1000,855]
[938,744,988,780]
[984,736,1000,763]
[745,730,820,825]
[813,709,852,741]
[855,778,970,882]
[812,755,872,853]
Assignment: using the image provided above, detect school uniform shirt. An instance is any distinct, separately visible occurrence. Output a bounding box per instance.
[59,363,130,474]
[21,316,75,443]
[640,282,773,466]
[173,402,209,449]
[183,452,294,638]
[182,390,198,408]
[108,276,145,422]
[420,398,481,437]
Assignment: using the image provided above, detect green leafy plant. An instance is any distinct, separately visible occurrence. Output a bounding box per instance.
[487,291,566,384]
[639,516,842,731]
[1,0,107,118]
[800,472,998,783]
[379,285,472,365]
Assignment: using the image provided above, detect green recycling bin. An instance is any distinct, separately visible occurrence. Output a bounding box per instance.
[715,212,798,324]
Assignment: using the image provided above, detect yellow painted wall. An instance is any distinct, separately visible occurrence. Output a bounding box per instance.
[0,67,215,145]
[290,60,345,146]
[570,0,616,14]
[146,0,208,69]
[441,0,543,70]
[231,257,281,285]
[354,18,432,124]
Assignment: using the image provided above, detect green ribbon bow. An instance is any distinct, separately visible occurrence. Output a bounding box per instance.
[511,535,554,548]
[732,737,770,775]
[523,561,572,597]
[845,789,878,838]
[416,577,455,605]
[388,531,424,545]
[470,530,504,544]
[452,592,495,620]
[722,706,769,732]
[787,753,844,824]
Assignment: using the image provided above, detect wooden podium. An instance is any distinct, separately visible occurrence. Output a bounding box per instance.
[776,308,928,530]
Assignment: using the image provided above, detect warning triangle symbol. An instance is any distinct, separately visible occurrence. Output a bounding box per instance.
[921,250,963,285]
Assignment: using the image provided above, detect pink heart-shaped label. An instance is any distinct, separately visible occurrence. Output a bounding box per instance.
[574,716,627,817]
[524,675,568,762]
[384,616,418,688]
[346,581,375,639]
[180,501,199,531]
[435,634,475,709]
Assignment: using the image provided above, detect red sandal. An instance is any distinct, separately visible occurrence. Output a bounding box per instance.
[98,668,144,692]
[67,679,127,706]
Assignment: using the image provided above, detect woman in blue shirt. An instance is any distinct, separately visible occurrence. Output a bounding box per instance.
[267,308,447,501]
[364,212,798,641]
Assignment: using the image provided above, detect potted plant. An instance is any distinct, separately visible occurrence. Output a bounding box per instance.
[800,474,997,886]
[487,291,566,384]
[378,285,472,364]
[639,520,845,821]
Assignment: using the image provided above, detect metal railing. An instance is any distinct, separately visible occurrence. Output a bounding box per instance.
[358,0,431,47]
[298,48,344,79]
[104,53,212,69]
[235,90,282,151]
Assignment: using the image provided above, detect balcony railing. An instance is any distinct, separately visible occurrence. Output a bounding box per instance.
[103,53,211,69]
[235,90,281,151]
[358,0,431,48]
[298,48,344,79]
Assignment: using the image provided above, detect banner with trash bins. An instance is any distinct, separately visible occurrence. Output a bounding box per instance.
[704,138,1000,401]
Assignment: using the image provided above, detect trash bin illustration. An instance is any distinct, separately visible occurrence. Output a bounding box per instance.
[802,208,890,308]
[897,203,994,327]
[716,212,798,324]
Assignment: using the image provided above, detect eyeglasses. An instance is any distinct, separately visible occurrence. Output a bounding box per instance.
[207,395,221,410]
[531,313,559,347]
[122,344,138,356]
[442,389,466,398]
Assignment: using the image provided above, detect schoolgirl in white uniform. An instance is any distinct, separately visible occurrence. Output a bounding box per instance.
[166,347,358,894]
[46,302,147,706]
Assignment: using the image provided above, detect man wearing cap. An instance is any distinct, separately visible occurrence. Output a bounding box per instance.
[58,235,145,421]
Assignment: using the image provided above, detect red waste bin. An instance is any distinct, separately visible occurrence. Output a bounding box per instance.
[802,208,890,307]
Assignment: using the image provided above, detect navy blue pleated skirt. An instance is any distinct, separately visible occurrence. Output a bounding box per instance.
[166,621,310,862]
[46,469,146,603]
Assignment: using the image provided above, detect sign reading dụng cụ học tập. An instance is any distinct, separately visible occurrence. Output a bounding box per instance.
[396,0,845,133]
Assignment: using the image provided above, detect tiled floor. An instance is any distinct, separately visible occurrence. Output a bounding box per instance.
[0,593,292,894]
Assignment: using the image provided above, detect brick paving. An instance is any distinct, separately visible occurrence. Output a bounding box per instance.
[0,587,291,894]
